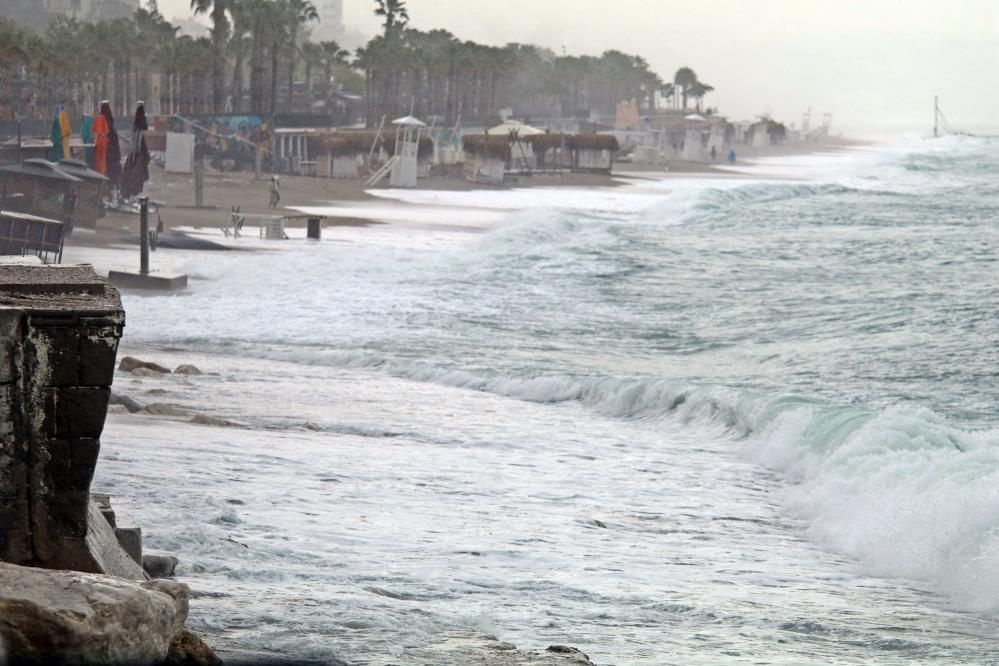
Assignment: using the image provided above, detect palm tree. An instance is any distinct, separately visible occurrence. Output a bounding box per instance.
[228,1,253,112]
[299,41,323,109]
[284,0,319,112]
[687,81,714,113]
[673,66,698,111]
[190,0,230,114]
[243,0,281,114]
[659,83,676,110]
[320,40,350,98]
[374,0,408,40]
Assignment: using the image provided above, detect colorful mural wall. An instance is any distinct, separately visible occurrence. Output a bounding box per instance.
[151,115,272,171]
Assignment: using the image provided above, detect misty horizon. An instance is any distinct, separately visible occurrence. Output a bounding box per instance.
[154,0,999,137]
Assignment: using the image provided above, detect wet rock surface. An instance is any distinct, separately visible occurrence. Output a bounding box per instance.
[0,561,189,664]
[400,631,594,664]
[164,628,222,666]
[119,356,172,374]
[143,554,180,579]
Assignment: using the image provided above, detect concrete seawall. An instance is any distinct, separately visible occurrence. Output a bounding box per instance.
[0,261,142,578]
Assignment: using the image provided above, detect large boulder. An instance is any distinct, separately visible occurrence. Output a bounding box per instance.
[0,562,188,664]
[164,629,221,666]
[118,356,171,374]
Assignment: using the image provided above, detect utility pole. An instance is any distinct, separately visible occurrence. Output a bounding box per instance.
[138,197,149,276]
[933,96,938,138]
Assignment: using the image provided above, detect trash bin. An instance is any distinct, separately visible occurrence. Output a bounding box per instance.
[307,217,322,240]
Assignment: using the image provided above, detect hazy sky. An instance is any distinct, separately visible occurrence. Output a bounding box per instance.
[160,0,999,135]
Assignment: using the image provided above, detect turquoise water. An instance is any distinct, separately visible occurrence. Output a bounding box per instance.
[105,136,999,664]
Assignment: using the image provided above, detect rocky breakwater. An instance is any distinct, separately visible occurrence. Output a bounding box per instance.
[0,261,218,664]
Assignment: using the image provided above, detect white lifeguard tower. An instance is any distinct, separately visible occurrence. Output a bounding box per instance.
[389,115,425,188]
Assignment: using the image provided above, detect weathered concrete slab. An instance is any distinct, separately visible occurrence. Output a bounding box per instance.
[108,270,188,291]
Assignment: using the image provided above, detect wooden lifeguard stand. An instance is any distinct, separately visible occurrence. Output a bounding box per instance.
[389,115,426,188]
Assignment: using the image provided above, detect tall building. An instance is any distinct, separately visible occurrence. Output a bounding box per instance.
[312,0,345,43]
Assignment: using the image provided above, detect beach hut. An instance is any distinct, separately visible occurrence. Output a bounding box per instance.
[319,132,374,178]
[317,131,434,179]
[56,158,108,229]
[0,159,82,226]
[523,133,572,171]
[461,135,510,185]
[571,134,620,172]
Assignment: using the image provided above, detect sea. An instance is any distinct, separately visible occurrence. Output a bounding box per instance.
[93,135,999,664]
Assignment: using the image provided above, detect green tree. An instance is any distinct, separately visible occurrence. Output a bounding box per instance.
[687,80,714,113]
[284,0,319,112]
[190,0,230,113]
[673,66,698,111]
[374,0,408,40]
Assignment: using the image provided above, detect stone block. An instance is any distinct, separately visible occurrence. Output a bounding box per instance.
[32,326,80,387]
[70,438,100,491]
[114,510,143,566]
[45,490,91,540]
[51,387,111,439]
[83,500,146,580]
[79,328,121,386]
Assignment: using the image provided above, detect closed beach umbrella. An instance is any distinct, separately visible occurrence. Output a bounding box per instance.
[58,109,71,159]
[97,101,122,189]
[120,102,150,199]
[92,109,109,175]
[81,114,94,167]
[50,115,63,161]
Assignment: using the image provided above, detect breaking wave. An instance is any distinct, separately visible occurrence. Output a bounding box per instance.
[248,343,999,614]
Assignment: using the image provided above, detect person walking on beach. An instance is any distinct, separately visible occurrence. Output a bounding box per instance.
[728,149,737,165]
[268,176,280,208]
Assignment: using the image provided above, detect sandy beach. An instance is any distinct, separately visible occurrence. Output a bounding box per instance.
[70,137,865,250]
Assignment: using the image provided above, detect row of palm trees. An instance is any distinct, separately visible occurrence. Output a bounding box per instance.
[0,1,355,121]
[0,0,717,129]
[355,30,676,127]
[354,1,714,126]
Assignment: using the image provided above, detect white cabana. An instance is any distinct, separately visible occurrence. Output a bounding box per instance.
[392,115,427,127]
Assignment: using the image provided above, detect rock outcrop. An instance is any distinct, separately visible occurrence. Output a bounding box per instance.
[402,631,594,664]
[118,356,171,374]
[0,561,189,664]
